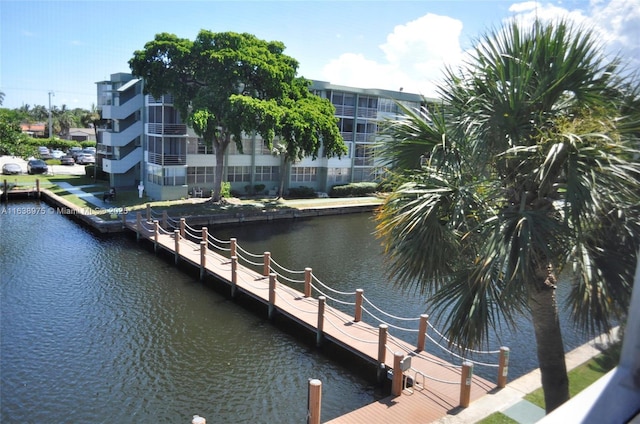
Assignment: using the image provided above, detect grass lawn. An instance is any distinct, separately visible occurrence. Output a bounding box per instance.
[477,342,621,424]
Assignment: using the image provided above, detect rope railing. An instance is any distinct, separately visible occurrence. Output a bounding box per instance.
[310,284,356,306]
[323,312,378,345]
[184,221,201,234]
[184,228,202,240]
[236,243,263,259]
[425,333,499,368]
[236,252,264,268]
[157,225,173,235]
[206,236,231,253]
[361,306,417,333]
[149,207,163,217]
[385,335,463,369]
[271,271,305,285]
[270,257,306,276]
[311,274,357,296]
[362,295,421,322]
[427,323,503,355]
[274,289,318,315]
[207,232,231,246]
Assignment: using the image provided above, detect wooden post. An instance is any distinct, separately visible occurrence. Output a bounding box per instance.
[354,289,364,322]
[146,203,151,222]
[392,352,404,396]
[304,267,312,297]
[121,209,127,228]
[199,241,207,280]
[201,227,208,250]
[180,218,186,238]
[498,347,510,388]
[377,324,388,382]
[417,314,429,351]
[459,361,474,408]
[268,273,277,319]
[307,379,322,424]
[36,178,40,198]
[136,212,142,241]
[230,238,237,258]
[263,252,271,276]
[153,220,159,252]
[162,210,168,230]
[231,256,238,298]
[174,229,180,264]
[316,296,325,347]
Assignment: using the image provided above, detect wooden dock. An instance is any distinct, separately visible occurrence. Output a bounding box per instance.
[124,212,507,423]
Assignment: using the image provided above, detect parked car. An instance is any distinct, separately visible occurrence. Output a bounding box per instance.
[2,163,22,175]
[68,147,83,159]
[75,153,95,165]
[60,155,75,166]
[27,159,48,174]
[51,149,65,159]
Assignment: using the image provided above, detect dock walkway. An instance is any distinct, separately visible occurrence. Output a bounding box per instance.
[124,211,506,423]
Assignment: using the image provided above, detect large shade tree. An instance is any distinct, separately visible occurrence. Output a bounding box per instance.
[130,31,346,201]
[376,20,640,413]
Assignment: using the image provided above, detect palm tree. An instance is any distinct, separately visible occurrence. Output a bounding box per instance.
[376,20,640,413]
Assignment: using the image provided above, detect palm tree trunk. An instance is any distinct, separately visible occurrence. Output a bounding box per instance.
[527,266,569,413]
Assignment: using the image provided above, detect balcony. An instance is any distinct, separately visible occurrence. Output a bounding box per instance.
[102,147,142,174]
[101,93,143,120]
[101,121,143,147]
[146,123,187,136]
[147,152,186,166]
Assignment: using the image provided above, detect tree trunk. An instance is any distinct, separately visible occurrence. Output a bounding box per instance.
[527,266,569,413]
[212,147,225,202]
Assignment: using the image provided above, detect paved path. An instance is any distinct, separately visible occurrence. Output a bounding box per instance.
[55,182,110,210]
[434,328,619,423]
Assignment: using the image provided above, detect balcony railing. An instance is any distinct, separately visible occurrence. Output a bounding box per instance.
[148,152,186,166]
[146,123,187,136]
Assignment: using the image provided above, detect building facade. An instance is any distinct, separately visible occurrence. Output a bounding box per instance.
[95,74,429,200]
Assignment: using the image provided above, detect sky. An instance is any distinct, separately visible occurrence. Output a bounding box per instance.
[1,0,639,111]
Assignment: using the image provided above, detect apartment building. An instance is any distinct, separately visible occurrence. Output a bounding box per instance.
[95,73,429,200]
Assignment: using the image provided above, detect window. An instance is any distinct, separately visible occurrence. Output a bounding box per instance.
[227,166,251,182]
[227,138,253,155]
[187,166,215,184]
[163,167,186,186]
[290,167,317,182]
[254,166,280,181]
[328,167,350,184]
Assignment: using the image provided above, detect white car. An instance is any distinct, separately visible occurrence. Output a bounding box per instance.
[75,153,95,165]
[51,149,64,159]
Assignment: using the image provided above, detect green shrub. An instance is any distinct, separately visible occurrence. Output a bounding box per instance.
[287,186,316,199]
[220,181,231,198]
[330,182,378,197]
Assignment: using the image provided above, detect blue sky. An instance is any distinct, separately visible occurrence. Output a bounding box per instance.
[1,0,639,110]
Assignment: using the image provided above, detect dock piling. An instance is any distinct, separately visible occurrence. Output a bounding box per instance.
[199,241,207,280]
[498,347,510,388]
[417,314,429,351]
[307,379,322,424]
[460,361,474,407]
[392,352,404,396]
[316,296,325,347]
[354,289,364,322]
[304,267,312,297]
[377,324,388,382]
[231,256,238,298]
[268,273,276,319]
[174,229,180,264]
[263,252,271,276]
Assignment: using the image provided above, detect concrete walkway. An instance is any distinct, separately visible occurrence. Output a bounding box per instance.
[435,328,619,423]
[55,182,110,210]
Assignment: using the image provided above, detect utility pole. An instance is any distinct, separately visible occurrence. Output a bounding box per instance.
[48,91,55,139]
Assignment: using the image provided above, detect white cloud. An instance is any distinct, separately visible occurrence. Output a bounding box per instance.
[321,13,463,97]
[320,1,639,96]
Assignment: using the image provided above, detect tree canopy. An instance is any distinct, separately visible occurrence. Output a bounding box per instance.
[129,30,346,201]
[376,20,640,412]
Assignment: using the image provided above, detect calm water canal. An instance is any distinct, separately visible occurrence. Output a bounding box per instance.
[1,201,592,423]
